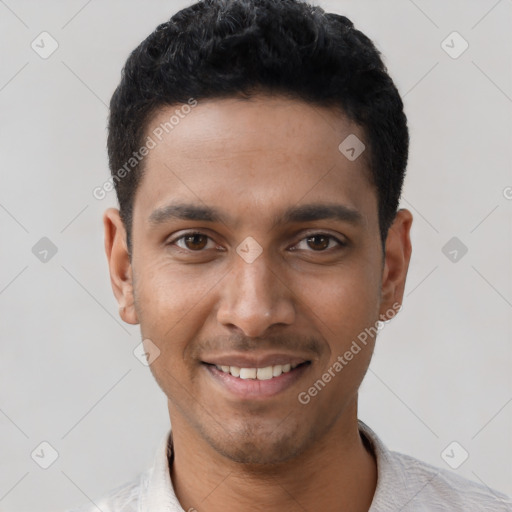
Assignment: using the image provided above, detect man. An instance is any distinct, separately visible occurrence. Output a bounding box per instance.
[72,0,512,510]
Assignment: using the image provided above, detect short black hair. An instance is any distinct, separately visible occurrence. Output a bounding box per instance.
[107,0,409,254]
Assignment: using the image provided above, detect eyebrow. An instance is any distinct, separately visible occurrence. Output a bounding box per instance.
[149,203,228,225]
[148,202,363,228]
[275,203,363,228]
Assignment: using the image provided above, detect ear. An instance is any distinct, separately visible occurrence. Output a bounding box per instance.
[379,208,413,320]
[103,208,139,325]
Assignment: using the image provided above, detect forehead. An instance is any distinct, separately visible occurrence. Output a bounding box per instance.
[134,95,376,228]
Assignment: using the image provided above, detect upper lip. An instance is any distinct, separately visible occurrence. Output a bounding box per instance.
[202,353,310,368]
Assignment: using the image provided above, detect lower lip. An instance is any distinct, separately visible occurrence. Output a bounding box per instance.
[203,363,311,400]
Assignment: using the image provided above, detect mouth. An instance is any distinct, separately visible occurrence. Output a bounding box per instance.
[201,360,312,399]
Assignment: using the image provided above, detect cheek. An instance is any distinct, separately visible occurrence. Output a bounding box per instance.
[306,267,380,330]
[132,260,217,363]
[298,263,381,374]
[300,274,379,411]
[135,268,214,400]
[134,257,215,323]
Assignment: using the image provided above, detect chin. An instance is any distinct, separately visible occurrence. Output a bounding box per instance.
[205,425,308,466]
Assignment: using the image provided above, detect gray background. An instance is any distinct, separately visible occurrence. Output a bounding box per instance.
[0,0,511,511]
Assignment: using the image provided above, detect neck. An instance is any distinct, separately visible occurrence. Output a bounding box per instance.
[168,402,377,512]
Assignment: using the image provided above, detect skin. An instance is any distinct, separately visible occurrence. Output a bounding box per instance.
[104,95,413,512]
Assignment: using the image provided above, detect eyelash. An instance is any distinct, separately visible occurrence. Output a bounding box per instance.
[168,231,347,253]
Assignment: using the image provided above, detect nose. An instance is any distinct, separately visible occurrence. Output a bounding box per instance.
[216,250,296,338]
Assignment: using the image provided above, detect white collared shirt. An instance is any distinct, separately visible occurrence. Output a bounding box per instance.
[68,420,512,511]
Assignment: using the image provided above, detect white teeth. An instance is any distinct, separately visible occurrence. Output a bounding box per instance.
[272,365,283,377]
[239,368,257,379]
[214,362,303,380]
[256,366,273,380]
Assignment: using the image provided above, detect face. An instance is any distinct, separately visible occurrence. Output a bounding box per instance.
[105,95,412,465]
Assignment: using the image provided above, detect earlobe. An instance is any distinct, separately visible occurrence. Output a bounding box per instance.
[379,208,413,320]
[103,208,139,325]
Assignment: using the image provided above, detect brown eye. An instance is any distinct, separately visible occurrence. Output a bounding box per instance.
[292,233,346,253]
[183,233,208,250]
[306,234,330,251]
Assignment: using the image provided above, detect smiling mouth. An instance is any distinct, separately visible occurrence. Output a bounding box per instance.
[203,361,311,380]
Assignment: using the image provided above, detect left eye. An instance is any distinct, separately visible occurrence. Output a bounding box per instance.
[294,234,345,252]
[173,233,216,251]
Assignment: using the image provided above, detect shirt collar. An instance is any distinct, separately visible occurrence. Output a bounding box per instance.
[140,429,184,512]
[358,419,408,510]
